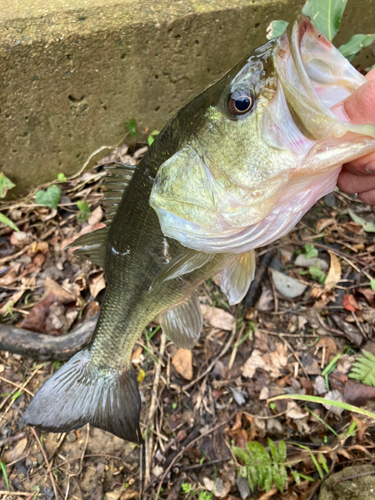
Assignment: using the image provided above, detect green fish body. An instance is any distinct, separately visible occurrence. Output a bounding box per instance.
[25,17,375,442]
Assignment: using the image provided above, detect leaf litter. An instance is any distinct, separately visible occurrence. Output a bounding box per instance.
[1,142,375,499]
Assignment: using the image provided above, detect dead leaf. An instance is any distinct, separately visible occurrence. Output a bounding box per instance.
[28,241,49,254]
[323,390,344,415]
[357,288,375,307]
[42,276,76,304]
[324,252,341,291]
[172,349,193,380]
[316,218,336,232]
[88,271,106,298]
[313,376,327,395]
[344,380,375,406]
[88,206,103,226]
[242,344,287,379]
[2,437,27,463]
[286,401,308,420]
[200,305,235,331]
[342,294,362,313]
[0,289,25,315]
[21,294,64,334]
[131,346,143,364]
[316,336,338,361]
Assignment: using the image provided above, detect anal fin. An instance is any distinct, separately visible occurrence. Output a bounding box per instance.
[220,250,256,305]
[160,292,203,350]
[24,349,141,443]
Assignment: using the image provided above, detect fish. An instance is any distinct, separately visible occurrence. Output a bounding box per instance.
[25,16,375,443]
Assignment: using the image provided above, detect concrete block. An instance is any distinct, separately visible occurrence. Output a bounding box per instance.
[1,0,374,196]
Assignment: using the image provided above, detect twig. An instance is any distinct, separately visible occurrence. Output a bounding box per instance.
[144,334,166,487]
[31,427,59,500]
[153,412,236,498]
[0,492,35,497]
[333,470,375,486]
[0,376,34,396]
[228,323,246,371]
[0,365,42,415]
[70,145,115,179]
[183,323,237,392]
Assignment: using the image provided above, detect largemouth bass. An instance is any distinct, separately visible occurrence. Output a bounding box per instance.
[25,17,375,443]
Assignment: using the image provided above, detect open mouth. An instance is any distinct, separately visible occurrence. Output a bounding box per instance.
[274,16,375,141]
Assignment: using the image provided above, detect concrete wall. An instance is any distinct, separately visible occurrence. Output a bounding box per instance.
[1,0,375,196]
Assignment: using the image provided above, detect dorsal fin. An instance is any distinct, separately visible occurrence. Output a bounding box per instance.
[102,162,136,225]
[220,250,255,305]
[68,162,135,268]
[160,292,203,350]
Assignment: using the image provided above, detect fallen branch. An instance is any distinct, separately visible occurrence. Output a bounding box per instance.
[0,315,97,360]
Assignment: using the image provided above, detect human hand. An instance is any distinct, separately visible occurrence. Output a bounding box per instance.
[336,67,375,204]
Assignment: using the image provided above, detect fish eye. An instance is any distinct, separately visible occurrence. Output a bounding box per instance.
[228,90,254,116]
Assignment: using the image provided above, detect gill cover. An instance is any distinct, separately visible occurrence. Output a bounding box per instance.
[150,17,375,254]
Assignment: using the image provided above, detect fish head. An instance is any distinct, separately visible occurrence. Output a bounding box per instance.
[150,16,375,253]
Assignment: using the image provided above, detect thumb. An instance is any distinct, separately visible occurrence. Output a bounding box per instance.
[337,68,375,125]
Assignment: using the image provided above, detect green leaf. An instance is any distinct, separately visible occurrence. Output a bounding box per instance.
[371,279,375,291]
[0,173,15,198]
[339,34,375,62]
[302,0,348,40]
[266,20,288,40]
[57,172,67,182]
[126,118,137,138]
[349,351,375,386]
[304,244,318,259]
[147,130,160,147]
[348,208,375,232]
[0,212,20,232]
[35,184,62,209]
[76,200,91,222]
[309,265,326,284]
[0,460,9,492]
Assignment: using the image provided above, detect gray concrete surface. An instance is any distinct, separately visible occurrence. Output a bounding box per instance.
[1,0,374,196]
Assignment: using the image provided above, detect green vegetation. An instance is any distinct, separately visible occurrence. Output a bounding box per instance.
[267,0,375,66]
[126,118,137,138]
[349,351,375,386]
[35,184,62,209]
[0,173,19,232]
[233,439,288,493]
[77,200,91,222]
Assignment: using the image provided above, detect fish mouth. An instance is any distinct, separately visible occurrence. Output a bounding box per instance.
[274,15,375,141]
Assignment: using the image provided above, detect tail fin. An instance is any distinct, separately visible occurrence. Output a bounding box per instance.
[24,350,141,443]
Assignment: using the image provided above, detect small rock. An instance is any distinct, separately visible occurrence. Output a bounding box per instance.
[37,452,44,465]
[236,477,250,500]
[66,432,76,442]
[295,254,329,271]
[270,269,307,299]
[323,193,336,208]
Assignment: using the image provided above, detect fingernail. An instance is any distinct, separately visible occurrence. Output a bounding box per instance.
[365,161,375,173]
[331,102,350,122]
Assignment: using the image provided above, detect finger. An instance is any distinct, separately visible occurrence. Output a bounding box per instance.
[358,189,375,205]
[337,170,375,194]
[341,78,375,125]
[366,67,375,81]
[342,153,375,175]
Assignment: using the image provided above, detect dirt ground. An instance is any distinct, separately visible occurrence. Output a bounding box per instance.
[1,143,375,500]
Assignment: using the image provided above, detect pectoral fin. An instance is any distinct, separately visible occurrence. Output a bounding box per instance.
[220,250,256,305]
[160,292,203,350]
[150,249,215,291]
[68,227,108,268]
